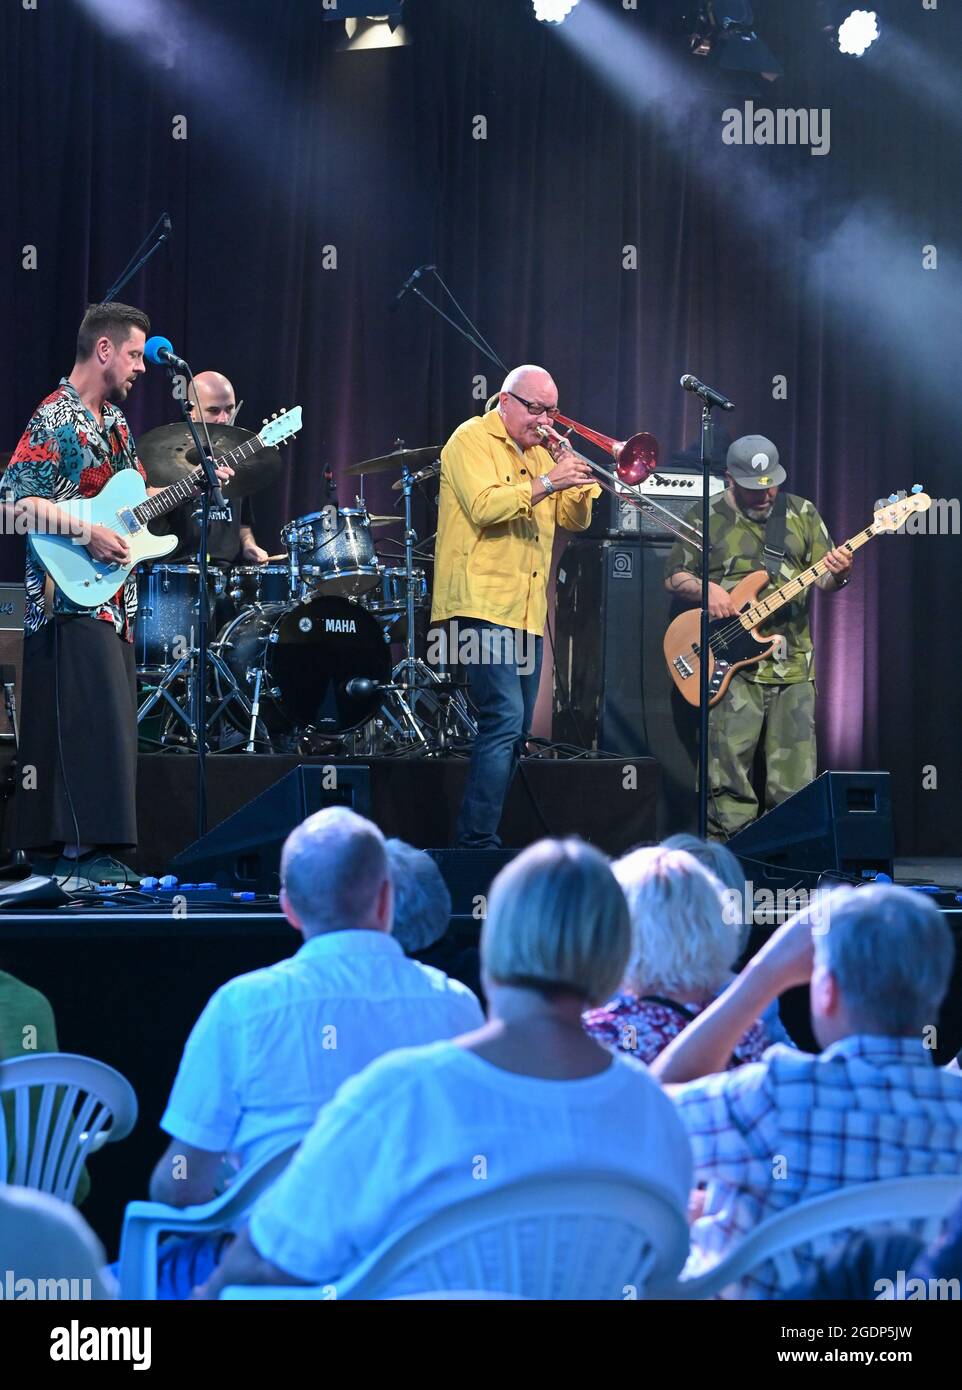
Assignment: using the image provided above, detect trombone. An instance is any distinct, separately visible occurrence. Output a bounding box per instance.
[536,418,703,551]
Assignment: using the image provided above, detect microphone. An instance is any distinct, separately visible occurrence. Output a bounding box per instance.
[391,459,440,492]
[145,336,190,372]
[344,676,392,699]
[680,374,735,412]
[161,213,172,238]
[389,264,436,311]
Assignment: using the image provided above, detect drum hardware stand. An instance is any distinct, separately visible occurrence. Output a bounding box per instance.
[157,352,232,836]
[136,634,259,749]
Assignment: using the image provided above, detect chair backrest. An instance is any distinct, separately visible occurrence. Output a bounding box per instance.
[335,1170,690,1300]
[0,1053,137,1203]
[656,1175,962,1300]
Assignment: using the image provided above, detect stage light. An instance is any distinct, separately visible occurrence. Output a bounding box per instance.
[339,16,409,51]
[837,9,879,57]
[686,3,780,81]
[532,0,581,24]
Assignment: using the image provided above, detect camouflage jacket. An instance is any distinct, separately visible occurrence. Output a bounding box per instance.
[665,490,836,684]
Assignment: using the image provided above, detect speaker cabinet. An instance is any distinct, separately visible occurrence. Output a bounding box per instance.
[552,539,697,835]
[172,764,372,891]
[728,771,894,888]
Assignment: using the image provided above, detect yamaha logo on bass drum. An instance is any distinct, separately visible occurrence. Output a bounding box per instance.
[296,616,358,635]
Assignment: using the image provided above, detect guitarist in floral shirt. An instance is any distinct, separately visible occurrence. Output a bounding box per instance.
[5,303,154,884]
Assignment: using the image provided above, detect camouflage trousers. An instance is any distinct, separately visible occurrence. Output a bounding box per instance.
[704,678,816,840]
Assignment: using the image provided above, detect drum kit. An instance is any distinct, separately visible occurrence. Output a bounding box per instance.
[133,428,476,755]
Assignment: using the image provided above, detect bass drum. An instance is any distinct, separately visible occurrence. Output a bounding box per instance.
[213,594,391,736]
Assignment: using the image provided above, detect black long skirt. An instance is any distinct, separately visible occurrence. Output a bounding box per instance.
[11,616,139,852]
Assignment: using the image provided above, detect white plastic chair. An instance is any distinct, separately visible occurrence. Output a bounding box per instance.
[0,1053,137,1203]
[651,1175,962,1299]
[118,1137,300,1300]
[221,1170,690,1300]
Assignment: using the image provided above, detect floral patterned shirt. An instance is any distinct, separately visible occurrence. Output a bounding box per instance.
[4,379,146,641]
[583,989,771,1068]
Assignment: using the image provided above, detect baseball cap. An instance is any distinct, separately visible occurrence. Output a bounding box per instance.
[726,435,786,490]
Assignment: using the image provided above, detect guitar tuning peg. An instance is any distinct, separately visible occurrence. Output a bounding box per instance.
[888,493,898,503]
[911,483,922,494]
[272,412,278,420]
[262,418,268,425]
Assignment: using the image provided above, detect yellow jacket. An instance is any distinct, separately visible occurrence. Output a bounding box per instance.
[430,409,600,636]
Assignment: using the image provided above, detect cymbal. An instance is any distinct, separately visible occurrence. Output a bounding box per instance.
[368,515,402,529]
[345,445,441,477]
[137,423,284,499]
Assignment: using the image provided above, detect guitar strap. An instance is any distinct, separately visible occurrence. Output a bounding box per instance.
[762,491,789,581]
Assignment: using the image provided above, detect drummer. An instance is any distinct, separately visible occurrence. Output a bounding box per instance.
[161,371,269,566]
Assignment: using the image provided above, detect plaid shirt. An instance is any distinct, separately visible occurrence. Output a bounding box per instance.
[673,1035,962,1298]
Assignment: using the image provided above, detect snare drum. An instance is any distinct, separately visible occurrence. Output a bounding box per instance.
[286,507,381,598]
[365,566,429,616]
[227,564,292,609]
[135,564,225,672]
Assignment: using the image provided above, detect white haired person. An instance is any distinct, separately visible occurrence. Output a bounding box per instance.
[583,846,776,1067]
[198,839,691,1299]
[385,839,482,1000]
[661,832,794,1047]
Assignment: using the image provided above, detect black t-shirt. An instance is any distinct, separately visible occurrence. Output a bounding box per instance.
[159,494,255,565]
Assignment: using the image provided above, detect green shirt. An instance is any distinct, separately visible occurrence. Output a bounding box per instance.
[0,971,90,1204]
[665,490,836,684]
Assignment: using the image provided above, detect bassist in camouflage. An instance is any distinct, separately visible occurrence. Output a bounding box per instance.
[665,435,853,839]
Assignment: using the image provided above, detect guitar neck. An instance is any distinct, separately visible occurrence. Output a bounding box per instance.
[133,435,265,523]
[739,524,875,628]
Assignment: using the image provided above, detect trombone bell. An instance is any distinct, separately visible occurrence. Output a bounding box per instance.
[614,432,659,486]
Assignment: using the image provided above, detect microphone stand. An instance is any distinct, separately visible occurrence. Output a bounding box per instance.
[404,269,507,373]
[697,403,714,839]
[101,214,171,302]
[161,359,227,840]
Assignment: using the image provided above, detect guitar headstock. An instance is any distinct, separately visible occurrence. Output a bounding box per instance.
[873,486,931,532]
[257,407,303,449]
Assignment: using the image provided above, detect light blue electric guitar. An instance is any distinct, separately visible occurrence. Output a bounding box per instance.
[30,408,302,607]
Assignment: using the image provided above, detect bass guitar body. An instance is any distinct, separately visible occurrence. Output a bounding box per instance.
[663,570,778,709]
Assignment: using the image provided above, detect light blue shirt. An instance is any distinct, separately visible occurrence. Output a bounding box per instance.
[160,931,484,1169]
[250,1042,693,1293]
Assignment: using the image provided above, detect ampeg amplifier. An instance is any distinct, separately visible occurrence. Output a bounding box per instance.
[588,469,725,539]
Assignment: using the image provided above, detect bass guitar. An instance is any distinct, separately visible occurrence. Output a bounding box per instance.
[664,487,931,708]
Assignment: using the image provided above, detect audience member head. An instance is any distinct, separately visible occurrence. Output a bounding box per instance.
[614,845,737,1001]
[482,838,629,1009]
[385,839,452,955]
[810,884,954,1047]
[280,807,391,939]
[662,832,752,952]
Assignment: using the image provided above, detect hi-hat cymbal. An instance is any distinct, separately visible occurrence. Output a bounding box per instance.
[137,423,284,499]
[345,445,441,477]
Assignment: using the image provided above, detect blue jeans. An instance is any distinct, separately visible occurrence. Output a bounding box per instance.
[454,620,543,848]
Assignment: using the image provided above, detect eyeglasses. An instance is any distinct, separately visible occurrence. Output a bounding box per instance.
[505,391,559,419]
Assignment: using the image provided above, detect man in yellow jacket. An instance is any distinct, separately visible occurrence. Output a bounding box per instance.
[431,365,600,846]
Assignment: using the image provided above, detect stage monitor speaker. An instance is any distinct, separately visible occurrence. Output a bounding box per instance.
[552,538,697,835]
[728,771,894,888]
[427,848,517,917]
[171,765,371,892]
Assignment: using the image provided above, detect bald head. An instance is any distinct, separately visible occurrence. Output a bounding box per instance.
[498,363,559,451]
[187,371,236,425]
[280,806,392,938]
